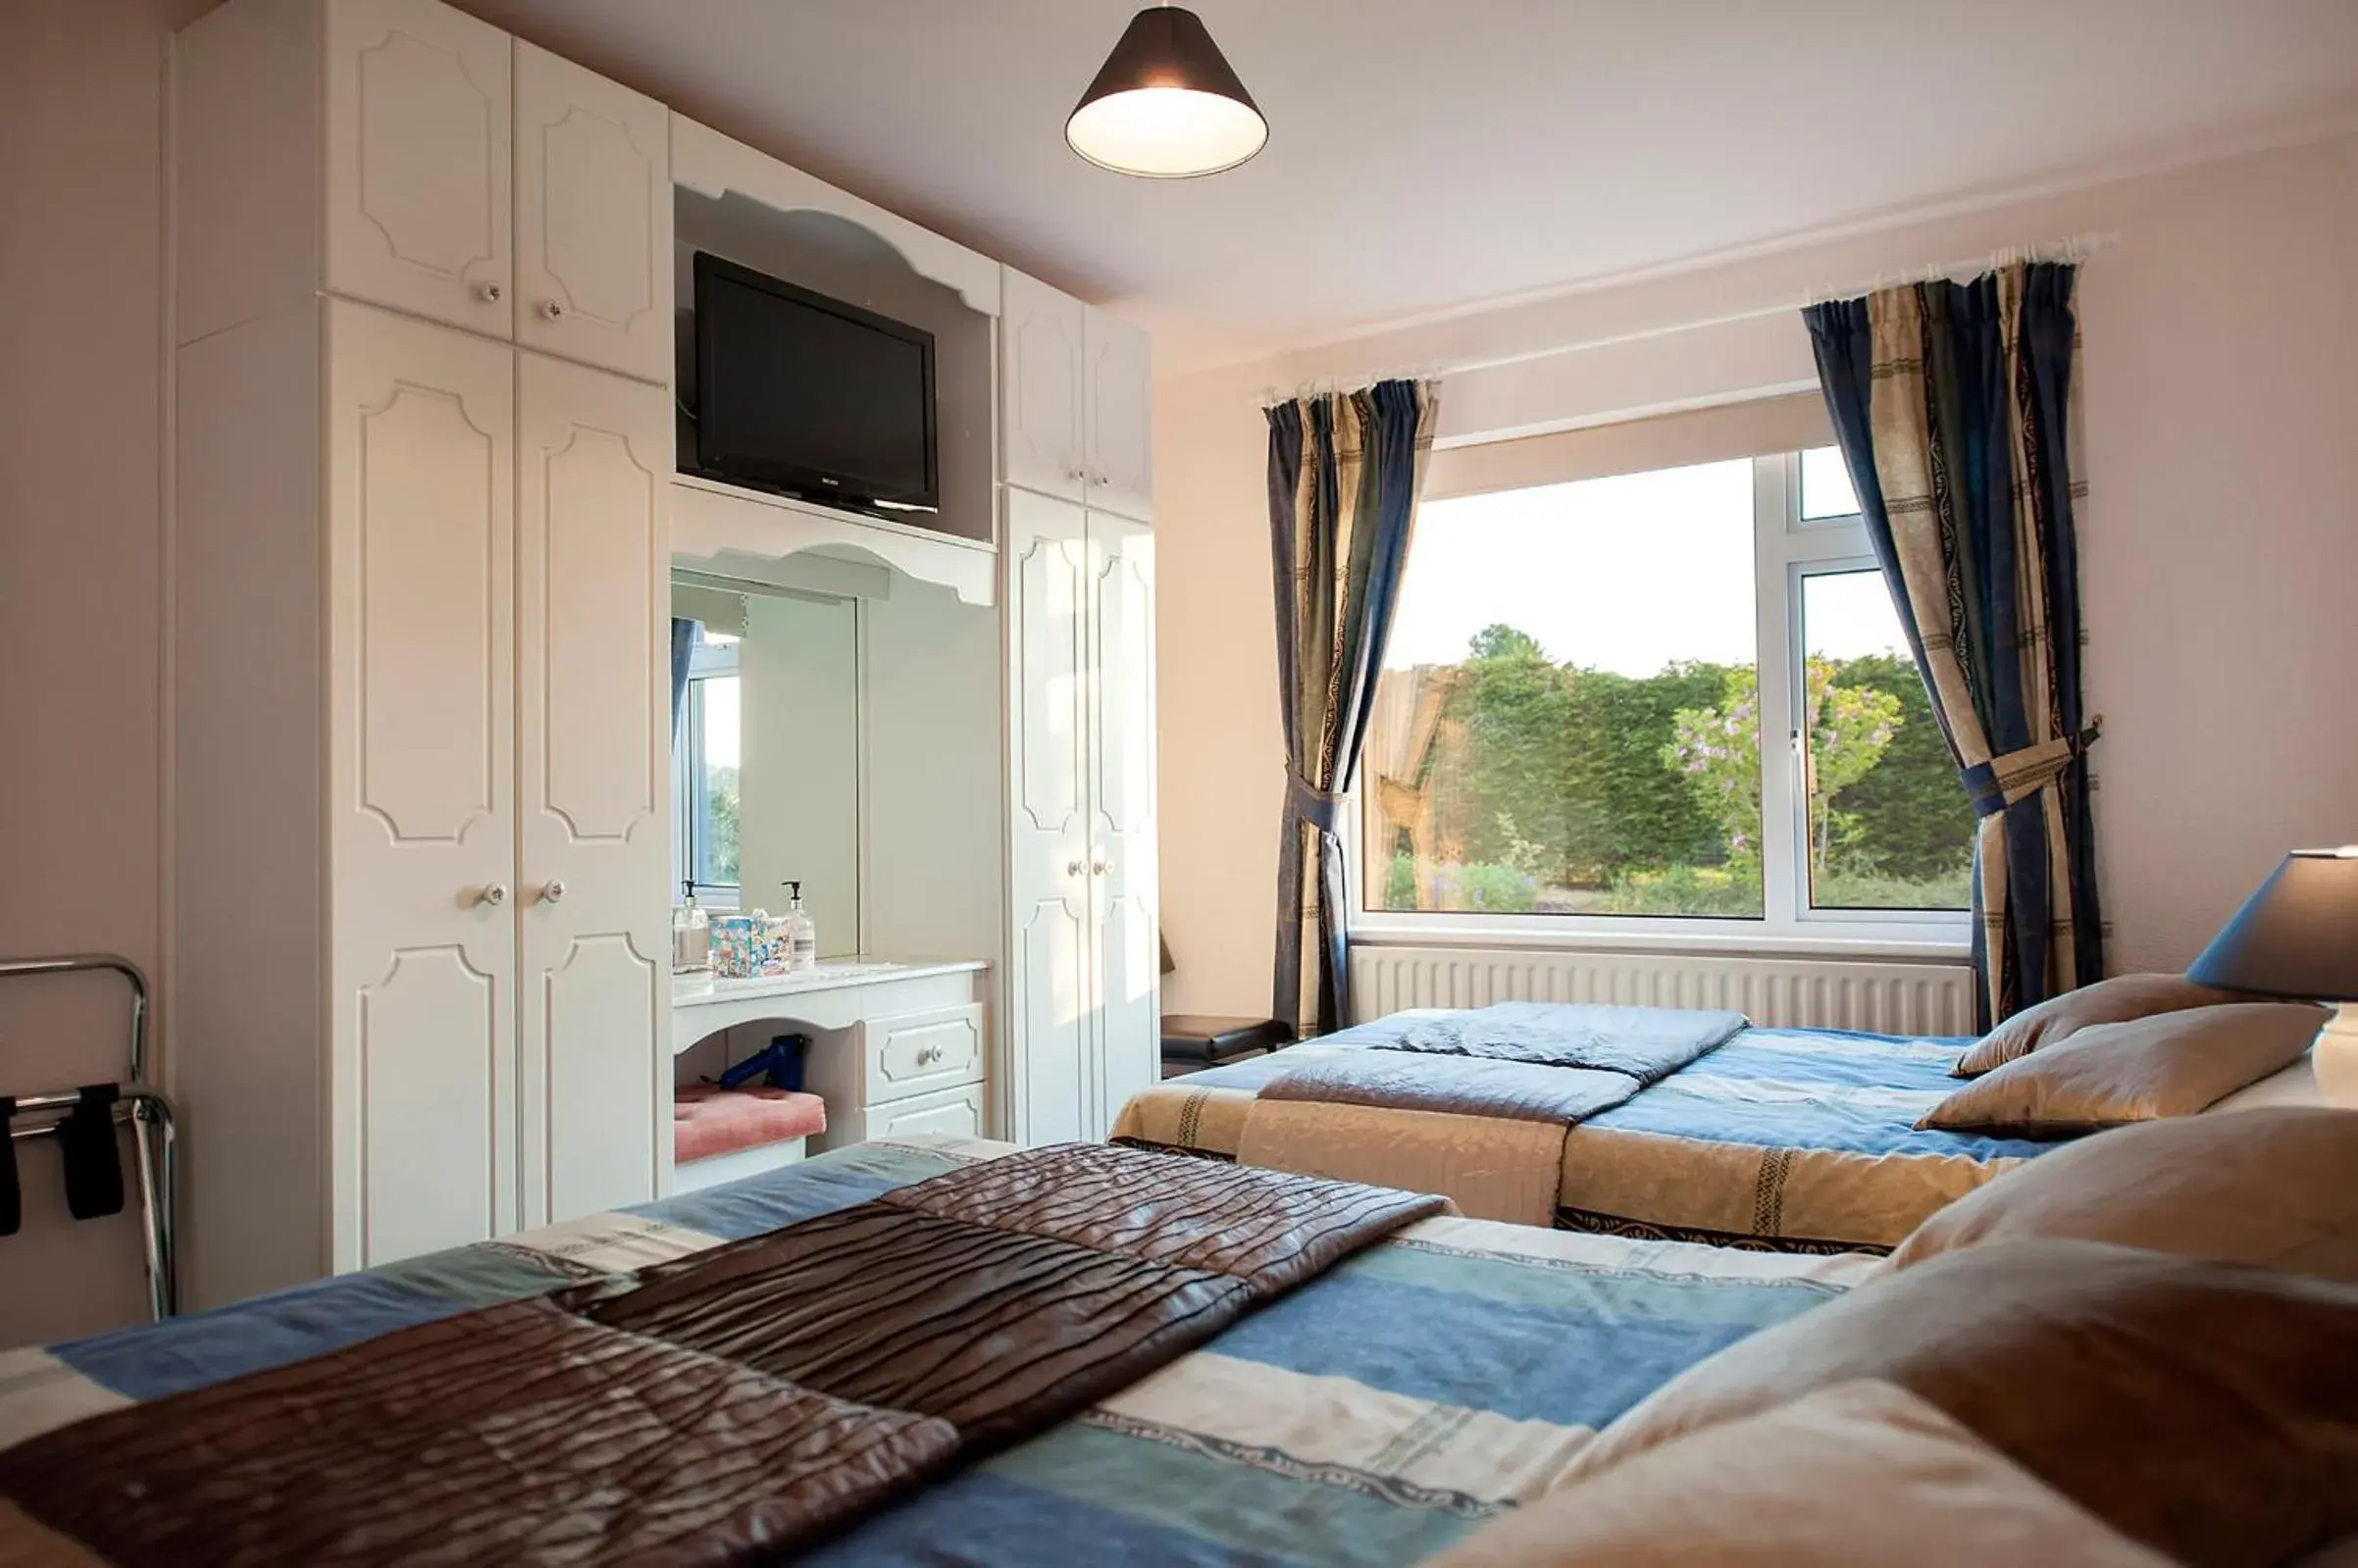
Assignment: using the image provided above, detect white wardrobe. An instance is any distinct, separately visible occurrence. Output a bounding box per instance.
[168,0,1165,1310]
[171,0,672,1308]
[1000,276,1161,1143]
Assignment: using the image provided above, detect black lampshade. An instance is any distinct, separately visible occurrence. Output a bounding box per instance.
[1066,7,1267,178]
[2186,848,2358,1001]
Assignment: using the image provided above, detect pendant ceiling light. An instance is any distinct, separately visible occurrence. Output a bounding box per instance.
[1065,5,1267,178]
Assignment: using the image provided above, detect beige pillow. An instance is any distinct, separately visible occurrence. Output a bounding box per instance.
[1565,1240,2358,1568]
[1433,1379,2168,1567]
[1919,1003,2324,1134]
[1955,973,2235,1077]
[1892,1106,2358,1278]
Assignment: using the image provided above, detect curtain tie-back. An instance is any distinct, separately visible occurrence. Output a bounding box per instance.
[1285,772,1348,835]
[1963,717,2103,818]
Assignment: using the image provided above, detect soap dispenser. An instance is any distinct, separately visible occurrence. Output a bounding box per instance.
[673,881,710,973]
[782,881,818,973]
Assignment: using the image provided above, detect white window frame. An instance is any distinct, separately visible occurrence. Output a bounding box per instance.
[1348,450,1969,958]
[673,635,741,910]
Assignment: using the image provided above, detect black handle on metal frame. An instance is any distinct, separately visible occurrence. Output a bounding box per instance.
[59,1084,125,1221]
[0,1096,18,1236]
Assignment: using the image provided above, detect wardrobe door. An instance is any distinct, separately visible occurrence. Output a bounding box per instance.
[1000,269,1087,504]
[513,43,672,383]
[325,301,517,1271]
[516,353,672,1227]
[1086,510,1161,1134]
[1004,488,1097,1144]
[325,0,512,337]
[1082,306,1153,525]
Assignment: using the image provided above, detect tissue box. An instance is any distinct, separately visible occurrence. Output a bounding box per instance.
[710,916,770,979]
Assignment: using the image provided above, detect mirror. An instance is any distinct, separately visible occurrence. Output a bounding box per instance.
[671,577,861,958]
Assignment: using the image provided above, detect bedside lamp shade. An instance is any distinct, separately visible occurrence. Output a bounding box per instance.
[2186,847,2358,1000]
[2187,846,2358,1108]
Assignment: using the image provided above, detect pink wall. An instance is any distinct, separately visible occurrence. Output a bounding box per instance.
[0,0,210,1346]
[1153,132,2358,1019]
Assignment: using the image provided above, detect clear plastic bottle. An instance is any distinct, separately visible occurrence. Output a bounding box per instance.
[783,881,818,973]
[673,881,710,972]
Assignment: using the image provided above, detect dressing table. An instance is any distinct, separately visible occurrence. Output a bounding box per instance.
[671,959,991,1169]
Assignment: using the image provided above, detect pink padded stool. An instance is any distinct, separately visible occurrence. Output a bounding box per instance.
[673,1085,827,1166]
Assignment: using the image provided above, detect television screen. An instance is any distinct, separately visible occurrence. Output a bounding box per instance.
[691,253,939,514]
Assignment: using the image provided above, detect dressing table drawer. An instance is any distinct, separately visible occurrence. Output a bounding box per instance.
[857,1003,986,1104]
[868,1081,988,1142]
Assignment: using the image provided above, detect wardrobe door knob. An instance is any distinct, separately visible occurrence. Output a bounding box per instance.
[479,884,509,907]
[539,880,566,905]
[1066,859,1085,878]
[476,280,503,304]
[538,300,564,321]
[1092,859,1110,876]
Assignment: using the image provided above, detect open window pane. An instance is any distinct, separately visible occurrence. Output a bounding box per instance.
[1799,446,1861,520]
[1797,570,1973,910]
[1364,460,1763,917]
[692,675,742,890]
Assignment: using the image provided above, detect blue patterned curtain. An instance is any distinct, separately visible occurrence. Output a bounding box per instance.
[1805,263,2100,1029]
[1267,379,1441,1037]
[670,618,699,741]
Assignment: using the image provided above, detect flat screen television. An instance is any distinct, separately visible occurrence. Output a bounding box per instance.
[688,252,939,516]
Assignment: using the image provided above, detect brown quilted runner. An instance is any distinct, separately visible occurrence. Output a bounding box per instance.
[583,1139,1444,1449]
[0,1144,1445,1565]
[0,1296,954,1566]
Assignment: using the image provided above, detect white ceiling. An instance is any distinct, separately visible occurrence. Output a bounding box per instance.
[455,0,2358,374]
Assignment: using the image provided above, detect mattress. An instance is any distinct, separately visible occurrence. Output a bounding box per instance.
[1113,1011,2328,1254]
[0,1137,1877,1565]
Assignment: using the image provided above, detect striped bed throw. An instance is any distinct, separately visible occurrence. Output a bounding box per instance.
[0,1144,1444,1566]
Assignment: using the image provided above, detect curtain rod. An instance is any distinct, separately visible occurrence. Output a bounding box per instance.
[1256,372,1444,411]
[1247,230,2122,408]
[1802,228,2121,308]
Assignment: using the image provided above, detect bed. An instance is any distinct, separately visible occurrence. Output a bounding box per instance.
[1111,1007,2321,1253]
[0,1137,1876,1566]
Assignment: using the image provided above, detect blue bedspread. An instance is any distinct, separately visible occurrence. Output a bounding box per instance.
[1114,1014,2056,1251]
[1392,1001,1747,1080]
[0,1138,1877,1565]
[1579,1025,2046,1160]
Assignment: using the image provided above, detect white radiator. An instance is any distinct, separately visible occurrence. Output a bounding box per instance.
[1349,944,1975,1037]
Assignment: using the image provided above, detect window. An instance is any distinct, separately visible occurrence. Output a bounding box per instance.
[1359,447,1972,940]
[1798,445,1861,521]
[1794,569,1975,912]
[674,632,742,907]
